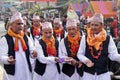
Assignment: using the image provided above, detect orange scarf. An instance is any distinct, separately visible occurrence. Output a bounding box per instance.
[87,28,106,50]
[42,36,57,56]
[7,29,27,51]
[67,31,81,57]
[54,26,63,36]
[32,26,41,36]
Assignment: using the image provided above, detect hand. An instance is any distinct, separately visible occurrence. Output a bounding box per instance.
[85,60,94,67]
[55,57,60,63]
[32,51,37,58]
[71,59,78,66]
[64,57,73,62]
[7,56,16,64]
[78,62,83,68]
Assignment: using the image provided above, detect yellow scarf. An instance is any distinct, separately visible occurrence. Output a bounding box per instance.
[67,31,81,57]
[42,36,57,56]
[7,29,27,51]
[87,28,106,50]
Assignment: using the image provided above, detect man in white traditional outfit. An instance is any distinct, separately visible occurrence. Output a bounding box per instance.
[33,22,60,80]
[28,15,42,74]
[0,12,37,80]
[59,18,83,80]
[53,18,65,42]
[29,15,42,44]
[77,13,120,80]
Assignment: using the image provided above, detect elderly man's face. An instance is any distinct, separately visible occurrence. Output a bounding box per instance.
[53,23,60,29]
[42,28,53,40]
[10,19,24,34]
[67,26,77,37]
[90,21,103,34]
[33,19,40,27]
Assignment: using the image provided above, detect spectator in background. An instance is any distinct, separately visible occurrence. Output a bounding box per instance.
[61,15,67,31]
[28,15,42,44]
[111,17,118,38]
[4,17,10,30]
[40,16,45,23]
[105,18,113,36]
[53,18,65,42]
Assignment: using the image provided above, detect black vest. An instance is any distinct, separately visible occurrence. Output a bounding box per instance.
[84,35,110,75]
[62,37,83,77]
[34,39,60,76]
[4,34,32,75]
[30,27,35,40]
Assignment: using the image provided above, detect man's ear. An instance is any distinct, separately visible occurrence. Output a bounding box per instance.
[101,23,104,28]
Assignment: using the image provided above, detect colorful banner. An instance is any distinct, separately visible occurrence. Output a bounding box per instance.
[67,4,79,19]
[117,0,120,8]
[90,1,116,18]
[68,2,93,17]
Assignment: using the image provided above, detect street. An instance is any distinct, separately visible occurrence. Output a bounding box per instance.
[0,21,7,37]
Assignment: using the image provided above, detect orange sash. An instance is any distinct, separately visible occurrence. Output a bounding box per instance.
[42,36,57,56]
[87,28,106,50]
[7,29,27,51]
[67,31,81,57]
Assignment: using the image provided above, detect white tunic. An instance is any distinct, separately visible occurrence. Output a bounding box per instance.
[59,39,82,80]
[33,41,60,80]
[0,36,35,80]
[77,35,120,80]
[0,66,9,80]
[29,32,40,74]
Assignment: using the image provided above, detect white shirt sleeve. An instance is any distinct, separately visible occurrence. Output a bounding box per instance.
[27,36,36,54]
[0,66,9,80]
[77,35,90,64]
[0,37,9,64]
[35,41,56,64]
[58,39,68,58]
[108,36,120,62]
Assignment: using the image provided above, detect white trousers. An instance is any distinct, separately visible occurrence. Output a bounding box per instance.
[82,72,111,80]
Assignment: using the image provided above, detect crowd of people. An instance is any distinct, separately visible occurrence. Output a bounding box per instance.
[0,11,120,80]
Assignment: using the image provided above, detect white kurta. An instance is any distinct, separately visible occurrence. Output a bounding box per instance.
[0,36,35,80]
[0,66,9,80]
[33,41,60,80]
[77,35,120,80]
[29,32,40,74]
[59,39,82,80]
[56,34,61,43]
